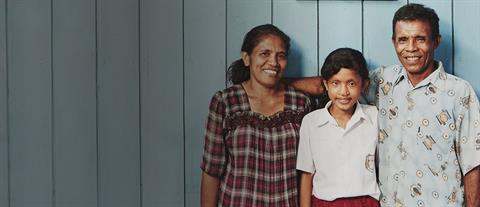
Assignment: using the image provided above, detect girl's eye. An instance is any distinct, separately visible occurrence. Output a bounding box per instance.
[348,82,357,87]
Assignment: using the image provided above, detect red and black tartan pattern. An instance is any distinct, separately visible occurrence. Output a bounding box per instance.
[201,84,311,207]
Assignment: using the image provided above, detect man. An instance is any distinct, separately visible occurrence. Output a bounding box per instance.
[293,3,480,207]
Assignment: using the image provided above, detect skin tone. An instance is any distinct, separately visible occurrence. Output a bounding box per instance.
[464,166,480,207]
[299,172,313,207]
[241,34,287,116]
[323,68,368,128]
[200,34,288,207]
[394,20,479,207]
[392,20,440,87]
[299,68,368,207]
[293,18,479,207]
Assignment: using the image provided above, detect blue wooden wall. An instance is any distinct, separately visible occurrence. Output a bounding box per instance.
[0,0,479,206]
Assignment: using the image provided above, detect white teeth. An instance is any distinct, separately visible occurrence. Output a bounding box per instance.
[263,69,277,75]
[406,56,420,60]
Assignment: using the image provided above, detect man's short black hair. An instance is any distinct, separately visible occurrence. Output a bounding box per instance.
[392,3,440,40]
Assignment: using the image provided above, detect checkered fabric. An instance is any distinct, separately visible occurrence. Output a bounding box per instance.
[201,84,311,207]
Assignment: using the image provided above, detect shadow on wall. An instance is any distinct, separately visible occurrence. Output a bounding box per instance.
[453,38,480,97]
[436,31,453,74]
[284,39,306,77]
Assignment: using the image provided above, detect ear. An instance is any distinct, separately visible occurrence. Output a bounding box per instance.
[241,52,250,67]
[362,79,370,92]
[322,80,329,91]
[434,35,442,49]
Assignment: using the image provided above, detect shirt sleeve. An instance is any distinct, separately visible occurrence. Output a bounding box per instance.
[296,114,315,173]
[200,91,227,177]
[456,83,480,175]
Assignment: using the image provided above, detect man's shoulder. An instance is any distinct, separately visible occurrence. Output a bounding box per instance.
[370,64,403,84]
[437,72,476,94]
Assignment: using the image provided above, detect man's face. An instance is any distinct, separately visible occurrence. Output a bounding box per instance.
[393,20,440,80]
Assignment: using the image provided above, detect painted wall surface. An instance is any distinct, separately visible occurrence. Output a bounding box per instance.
[1,0,479,206]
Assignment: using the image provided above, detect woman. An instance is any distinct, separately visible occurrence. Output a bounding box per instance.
[200,24,312,206]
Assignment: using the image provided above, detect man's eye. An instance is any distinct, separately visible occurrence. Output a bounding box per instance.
[348,82,357,87]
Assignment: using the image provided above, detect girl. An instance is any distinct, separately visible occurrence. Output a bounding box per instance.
[296,48,380,207]
[200,24,311,207]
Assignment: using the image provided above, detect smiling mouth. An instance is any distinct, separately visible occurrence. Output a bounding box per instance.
[337,98,351,104]
[404,56,421,61]
[263,69,278,75]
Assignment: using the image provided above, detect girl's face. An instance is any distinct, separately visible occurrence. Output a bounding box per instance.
[323,68,368,115]
[241,35,287,88]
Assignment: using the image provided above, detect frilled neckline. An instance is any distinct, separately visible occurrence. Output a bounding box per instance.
[224,84,308,129]
[237,83,291,119]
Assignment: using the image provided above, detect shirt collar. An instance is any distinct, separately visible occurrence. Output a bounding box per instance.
[315,101,372,127]
[393,61,447,89]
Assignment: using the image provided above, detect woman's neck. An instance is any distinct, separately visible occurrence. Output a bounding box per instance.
[243,79,282,97]
[242,80,285,116]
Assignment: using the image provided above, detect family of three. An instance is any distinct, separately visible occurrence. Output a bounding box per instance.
[200,3,480,207]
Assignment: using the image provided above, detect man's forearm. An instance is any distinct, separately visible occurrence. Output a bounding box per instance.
[284,77,324,95]
[464,166,480,207]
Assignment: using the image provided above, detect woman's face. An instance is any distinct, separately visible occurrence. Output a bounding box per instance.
[242,35,287,88]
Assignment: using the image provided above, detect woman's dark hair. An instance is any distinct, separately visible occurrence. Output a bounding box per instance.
[321,48,369,81]
[227,24,290,84]
[392,3,440,40]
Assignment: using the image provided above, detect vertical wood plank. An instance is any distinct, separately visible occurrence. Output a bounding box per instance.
[410,0,453,73]
[273,0,318,77]
[0,0,8,205]
[226,0,271,72]
[184,0,226,205]
[140,0,184,206]
[7,0,53,206]
[96,0,141,206]
[363,0,407,69]
[453,1,480,96]
[318,1,362,70]
[52,0,97,206]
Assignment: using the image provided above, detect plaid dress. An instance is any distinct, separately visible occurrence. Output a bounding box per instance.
[201,84,311,207]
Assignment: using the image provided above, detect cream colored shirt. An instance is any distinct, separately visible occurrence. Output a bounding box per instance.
[296,101,380,201]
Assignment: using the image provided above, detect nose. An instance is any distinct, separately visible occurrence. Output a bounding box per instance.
[406,39,417,52]
[268,55,280,67]
[340,84,350,96]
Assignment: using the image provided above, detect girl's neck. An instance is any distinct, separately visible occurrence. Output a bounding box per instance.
[328,105,355,129]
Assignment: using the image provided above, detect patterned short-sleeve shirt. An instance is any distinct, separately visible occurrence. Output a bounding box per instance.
[201,84,311,207]
[364,62,480,207]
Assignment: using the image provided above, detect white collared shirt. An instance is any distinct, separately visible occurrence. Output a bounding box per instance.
[296,101,380,201]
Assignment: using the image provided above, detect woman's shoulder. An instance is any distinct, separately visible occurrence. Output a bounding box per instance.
[209,84,249,113]
[211,84,244,99]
